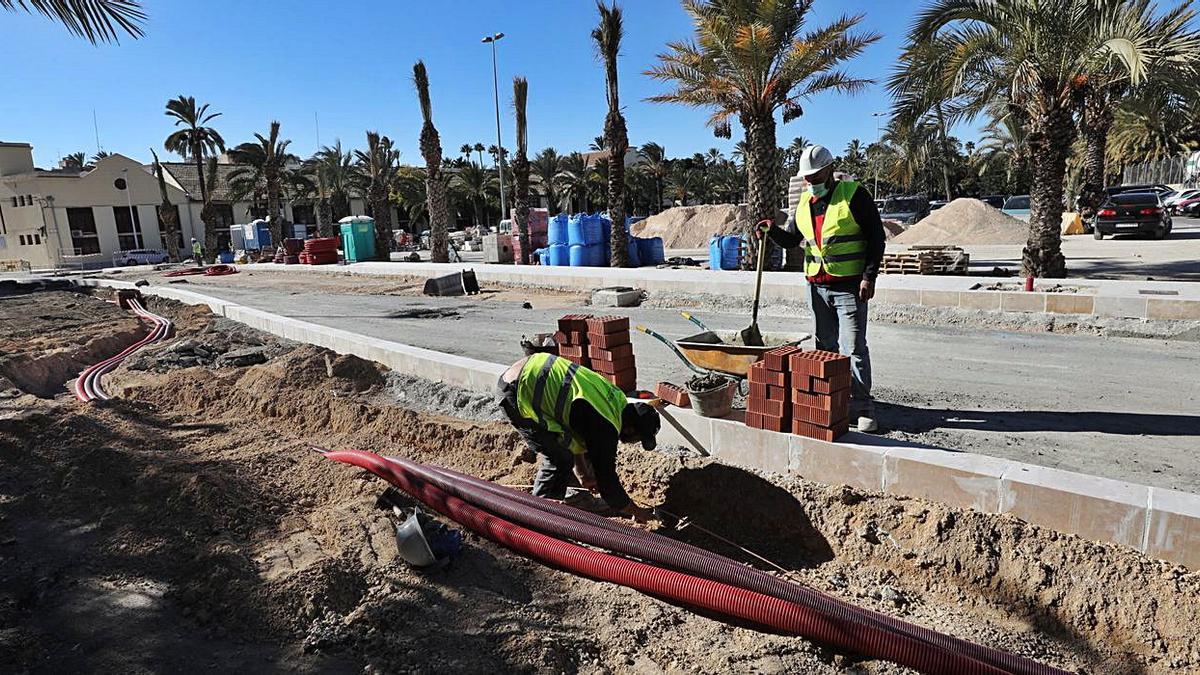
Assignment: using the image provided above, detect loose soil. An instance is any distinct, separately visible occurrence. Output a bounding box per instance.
[894,199,1028,246]
[2,289,1198,673]
[630,205,788,249]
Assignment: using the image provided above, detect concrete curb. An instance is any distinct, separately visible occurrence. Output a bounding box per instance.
[65,278,1200,569]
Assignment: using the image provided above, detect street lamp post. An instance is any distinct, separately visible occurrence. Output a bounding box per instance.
[482,32,507,221]
[871,112,886,198]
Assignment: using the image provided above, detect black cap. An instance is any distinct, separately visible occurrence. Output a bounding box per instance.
[627,402,660,451]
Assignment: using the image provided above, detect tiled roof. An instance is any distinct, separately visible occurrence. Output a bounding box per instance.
[160,161,243,202]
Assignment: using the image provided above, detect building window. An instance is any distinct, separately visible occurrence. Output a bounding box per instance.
[17,196,24,207]
[26,195,32,206]
[10,197,16,208]
[113,206,142,250]
[19,235,26,245]
[67,207,101,255]
[33,233,40,245]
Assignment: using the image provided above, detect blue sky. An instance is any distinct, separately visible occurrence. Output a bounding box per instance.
[1,0,925,168]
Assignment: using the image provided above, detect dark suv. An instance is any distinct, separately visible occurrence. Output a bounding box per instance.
[1094,192,1172,240]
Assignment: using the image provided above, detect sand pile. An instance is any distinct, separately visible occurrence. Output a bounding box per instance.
[632,204,786,249]
[893,198,1028,245]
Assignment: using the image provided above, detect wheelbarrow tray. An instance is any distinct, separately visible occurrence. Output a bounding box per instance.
[675,330,810,377]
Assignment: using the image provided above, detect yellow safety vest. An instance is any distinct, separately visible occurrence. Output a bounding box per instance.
[517,353,627,455]
[795,181,867,278]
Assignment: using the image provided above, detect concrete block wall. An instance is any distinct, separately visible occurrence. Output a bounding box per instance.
[62,277,1200,570]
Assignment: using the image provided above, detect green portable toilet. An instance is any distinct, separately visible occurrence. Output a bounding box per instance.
[338,216,376,262]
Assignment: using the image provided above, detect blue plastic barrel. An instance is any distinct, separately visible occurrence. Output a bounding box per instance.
[639,237,665,266]
[626,237,642,267]
[567,215,586,246]
[720,235,742,270]
[709,236,722,270]
[586,243,604,266]
[548,243,570,266]
[568,244,588,267]
[548,214,568,245]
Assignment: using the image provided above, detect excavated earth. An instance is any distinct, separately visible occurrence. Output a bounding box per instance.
[1,287,1198,674]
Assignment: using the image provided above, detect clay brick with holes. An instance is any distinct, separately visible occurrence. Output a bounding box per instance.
[747,396,787,417]
[604,368,637,391]
[748,382,768,400]
[558,314,590,333]
[759,412,791,432]
[589,343,634,361]
[792,418,850,441]
[588,330,630,349]
[792,403,847,427]
[788,350,851,379]
[552,330,569,346]
[745,411,764,429]
[558,344,585,359]
[793,388,850,412]
[592,355,635,375]
[586,315,630,335]
[767,385,789,402]
[811,372,851,394]
[763,345,801,372]
[747,361,787,387]
[656,382,690,408]
[565,331,588,345]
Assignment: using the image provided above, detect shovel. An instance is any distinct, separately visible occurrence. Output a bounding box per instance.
[735,226,769,347]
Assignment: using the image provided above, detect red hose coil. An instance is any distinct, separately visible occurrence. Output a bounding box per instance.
[204,264,238,276]
[74,298,173,402]
[325,450,1057,675]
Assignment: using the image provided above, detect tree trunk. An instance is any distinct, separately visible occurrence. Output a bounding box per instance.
[514,153,531,265]
[1078,93,1113,225]
[428,174,450,263]
[606,111,629,267]
[158,204,180,262]
[1022,105,1074,278]
[201,202,219,265]
[741,111,778,270]
[267,172,285,248]
[371,184,393,262]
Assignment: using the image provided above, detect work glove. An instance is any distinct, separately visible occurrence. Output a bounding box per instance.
[751,219,773,241]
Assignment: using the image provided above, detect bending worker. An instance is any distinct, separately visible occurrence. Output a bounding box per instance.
[757,144,886,432]
[498,352,661,521]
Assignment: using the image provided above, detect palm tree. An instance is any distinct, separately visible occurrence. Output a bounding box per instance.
[91,150,112,164]
[165,96,224,259]
[891,0,1194,278]
[60,152,87,170]
[459,143,473,164]
[1109,87,1200,168]
[353,132,399,261]
[975,112,1032,195]
[414,61,450,263]
[227,121,294,248]
[511,76,532,264]
[1076,3,1200,222]
[532,148,562,214]
[472,142,486,167]
[637,142,668,213]
[453,162,494,227]
[199,157,221,262]
[593,1,629,265]
[647,2,878,268]
[2,0,145,44]
[309,141,354,227]
[149,149,180,262]
[556,152,591,213]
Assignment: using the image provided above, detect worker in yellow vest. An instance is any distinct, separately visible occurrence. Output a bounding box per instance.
[757,145,886,432]
[497,353,661,522]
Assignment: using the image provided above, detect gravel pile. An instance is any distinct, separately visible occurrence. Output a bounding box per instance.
[894,198,1028,245]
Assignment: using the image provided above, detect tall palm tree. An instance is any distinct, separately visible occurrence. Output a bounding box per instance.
[91,150,112,164]
[199,157,221,262]
[353,132,399,261]
[164,96,225,205]
[532,148,562,214]
[149,149,181,262]
[647,1,878,268]
[453,162,494,227]
[60,152,87,170]
[227,121,294,248]
[556,152,591,213]
[594,1,629,266]
[975,112,1032,195]
[891,0,1191,277]
[473,142,486,167]
[1076,2,1200,222]
[414,61,450,263]
[1109,86,1200,167]
[637,142,669,213]
[309,141,354,226]
[2,0,145,44]
[511,76,532,264]
[459,143,473,163]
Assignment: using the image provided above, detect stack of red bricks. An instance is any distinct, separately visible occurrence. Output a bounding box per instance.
[555,314,637,392]
[745,345,799,432]
[790,350,852,441]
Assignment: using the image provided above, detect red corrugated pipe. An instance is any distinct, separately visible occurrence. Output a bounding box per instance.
[74,298,173,402]
[324,450,1055,675]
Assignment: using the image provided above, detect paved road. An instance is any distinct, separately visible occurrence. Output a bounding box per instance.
[162,275,1200,494]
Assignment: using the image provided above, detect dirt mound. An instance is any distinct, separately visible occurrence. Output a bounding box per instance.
[632,204,786,249]
[893,198,1028,245]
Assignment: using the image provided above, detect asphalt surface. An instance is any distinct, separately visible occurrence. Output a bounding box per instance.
[151,276,1200,495]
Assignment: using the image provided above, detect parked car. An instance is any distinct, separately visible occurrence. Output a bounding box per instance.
[116,248,170,266]
[1094,192,1172,239]
[929,199,949,211]
[1104,183,1174,198]
[1001,195,1031,221]
[880,195,930,225]
[1164,189,1200,214]
[980,195,1006,209]
[1174,194,1200,216]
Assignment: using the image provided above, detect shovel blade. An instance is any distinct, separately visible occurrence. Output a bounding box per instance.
[734,324,764,347]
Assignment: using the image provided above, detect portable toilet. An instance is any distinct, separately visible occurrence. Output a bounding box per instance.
[242,219,272,250]
[338,216,376,262]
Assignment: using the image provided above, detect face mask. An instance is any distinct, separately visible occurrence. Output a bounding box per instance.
[811,181,830,199]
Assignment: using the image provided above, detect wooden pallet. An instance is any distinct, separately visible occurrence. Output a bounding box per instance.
[881,247,970,275]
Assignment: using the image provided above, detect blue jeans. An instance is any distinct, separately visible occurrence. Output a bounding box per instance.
[809,283,874,416]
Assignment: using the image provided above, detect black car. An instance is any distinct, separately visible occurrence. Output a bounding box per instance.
[1094,192,1172,240]
[980,195,1006,209]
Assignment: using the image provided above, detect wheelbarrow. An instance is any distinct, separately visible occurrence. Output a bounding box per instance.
[635,315,811,381]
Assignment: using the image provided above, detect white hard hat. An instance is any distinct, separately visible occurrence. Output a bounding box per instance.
[796,145,835,178]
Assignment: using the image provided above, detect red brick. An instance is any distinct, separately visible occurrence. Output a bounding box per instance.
[763,345,801,372]
[792,388,850,412]
[792,419,850,442]
[811,372,851,394]
[748,382,768,400]
[745,411,765,429]
[558,344,585,359]
[588,330,630,349]
[552,330,569,346]
[792,403,847,427]
[655,382,690,408]
[747,396,786,417]
[747,361,787,387]
[586,315,630,335]
[592,355,636,375]
[766,385,789,402]
[759,413,790,433]
[588,343,634,361]
[788,350,851,379]
[566,331,589,345]
[557,314,589,333]
[603,368,637,391]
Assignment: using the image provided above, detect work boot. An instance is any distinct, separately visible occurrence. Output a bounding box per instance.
[857,416,878,433]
